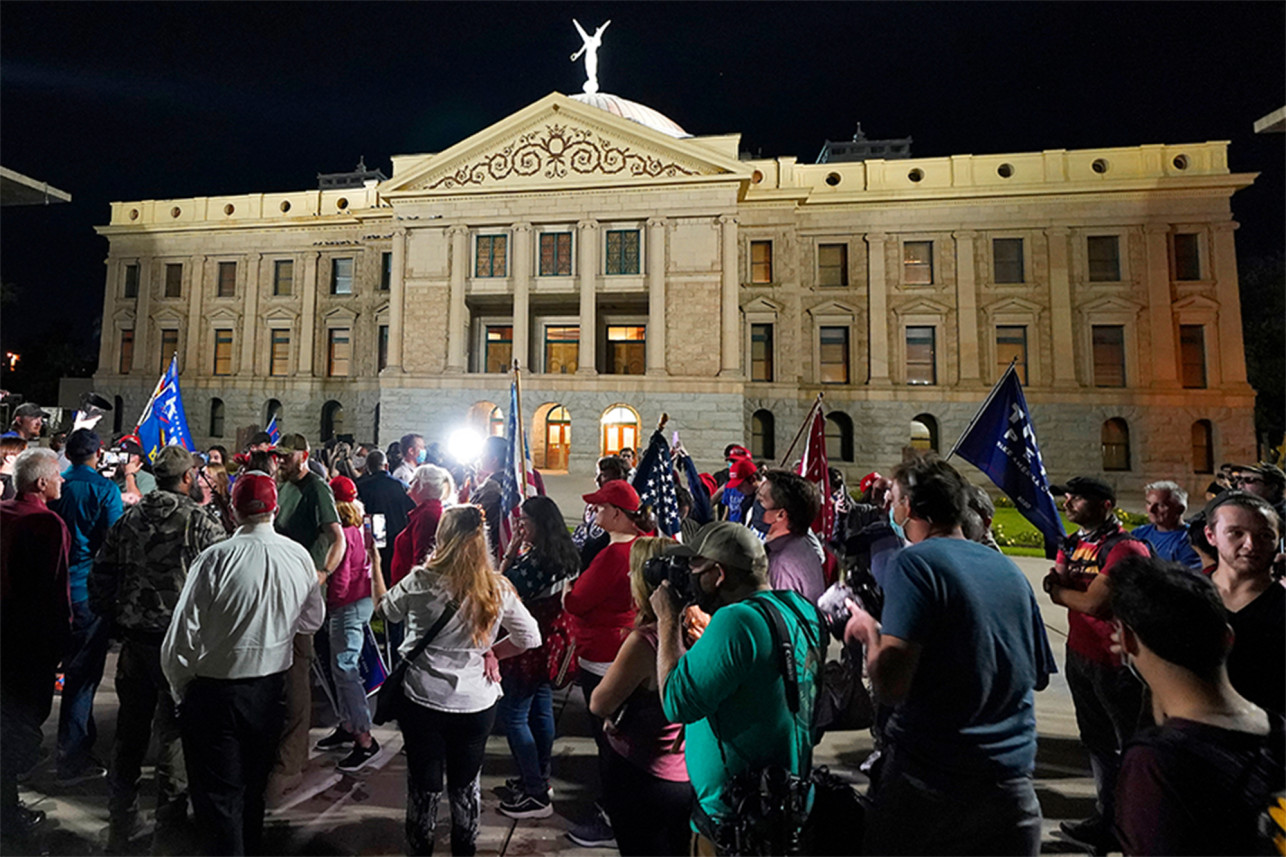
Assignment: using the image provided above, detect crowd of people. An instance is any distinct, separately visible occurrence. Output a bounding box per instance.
[0,398,1282,856]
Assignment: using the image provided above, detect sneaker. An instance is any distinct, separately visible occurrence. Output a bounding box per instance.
[55,762,108,787]
[498,792,554,819]
[336,738,381,773]
[498,776,554,802]
[566,810,616,848]
[315,726,356,751]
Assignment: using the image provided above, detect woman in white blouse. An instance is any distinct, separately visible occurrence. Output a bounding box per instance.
[380,505,540,856]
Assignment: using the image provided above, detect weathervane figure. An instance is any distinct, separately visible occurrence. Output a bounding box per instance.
[570,18,610,94]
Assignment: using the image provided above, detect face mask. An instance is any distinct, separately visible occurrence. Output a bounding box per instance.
[352,455,367,472]
[888,505,907,541]
[416,449,427,464]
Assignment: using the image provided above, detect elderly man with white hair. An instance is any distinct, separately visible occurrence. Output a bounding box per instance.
[1131,480,1202,569]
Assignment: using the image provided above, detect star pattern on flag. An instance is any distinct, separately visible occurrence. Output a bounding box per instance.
[633,430,681,537]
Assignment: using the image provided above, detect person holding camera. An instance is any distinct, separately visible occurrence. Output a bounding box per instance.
[844,456,1048,856]
[589,536,693,856]
[652,521,824,854]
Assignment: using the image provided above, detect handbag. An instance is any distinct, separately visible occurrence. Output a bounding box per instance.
[546,609,579,690]
[813,646,874,735]
[371,601,458,726]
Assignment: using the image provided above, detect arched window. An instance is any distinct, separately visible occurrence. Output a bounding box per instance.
[321,400,344,442]
[543,405,572,471]
[601,404,640,456]
[489,406,505,437]
[751,410,776,460]
[1101,418,1130,471]
[467,401,498,436]
[910,413,939,453]
[264,398,282,427]
[113,395,125,434]
[373,403,381,446]
[825,411,853,463]
[209,398,225,438]
[1191,420,1213,474]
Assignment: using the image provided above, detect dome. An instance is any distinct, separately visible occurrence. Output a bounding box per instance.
[570,92,691,139]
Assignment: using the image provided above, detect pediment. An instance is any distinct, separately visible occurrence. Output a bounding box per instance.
[382,93,750,197]
[151,308,185,327]
[1079,295,1144,315]
[112,307,137,326]
[373,301,391,323]
[807,300,858,319]
[1172,294,1220,312]
[983,296,1043,316]
[895,297,951,316]
[323,306,359,326]
[261,307,299,326]
[207,307,240,323]
[742,296,784,315]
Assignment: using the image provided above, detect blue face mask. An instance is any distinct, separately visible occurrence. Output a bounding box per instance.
[888,505,907,541]
[416,449,427,464]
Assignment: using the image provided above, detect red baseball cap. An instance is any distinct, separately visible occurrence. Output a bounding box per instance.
[329,475,357,503]
[582,479,640,513]
[726,445,751,462]
[727,457,758,489]
[232,472,278,516]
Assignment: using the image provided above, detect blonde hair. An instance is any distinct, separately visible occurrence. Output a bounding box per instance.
[423,505,510,645]
[629,536,678,626]
[336,498,366,529]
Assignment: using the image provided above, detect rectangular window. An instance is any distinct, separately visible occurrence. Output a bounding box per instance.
[475,235,508,278]
[159,329,179,372]
[327,328,351,377]
[544,326,579,374]
[606,325,646,375]
[123,264,139,298]
[605,230,641,275]
[1180,324,1207,389]
[539,232,573,276]
[819,326,850,384]
[1092,325,1126,387]
[273,259,294,296]
[331,257,354,295]
[378,324,389,372]
[906,326,937,385]
[164,263,183,297]
[119,329,134,374]
[270,330,290,377]
[993,238,1025,284]
[217,261,237,297]
[903,241,934,284]
[1087,235,1121,282]
[485,325,514,374]
[751,323,774,382]
[996,325,1028,384]
[380,252,392,291]
[818,244,848,287]
[1173,233,1201,281]
[751,241,774,283]
[213,329,233,376]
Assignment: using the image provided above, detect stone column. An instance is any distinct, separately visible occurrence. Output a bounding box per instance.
[865,232,890,384]
[133,257,152,373]
[446,226,469,373]
[647,216,668,375]
[298,252,319,377]
[1144,223,1179,387]
[98,259,120,373]
[185,256,206,373]
[577,219,599,375]
[953,231,980,383]
[718,214,740,377]
[239,254,263,376]
[1044,228,1077,387]
[387,227,407,372]
[1212,222,1249,385]
[512,223,532,372]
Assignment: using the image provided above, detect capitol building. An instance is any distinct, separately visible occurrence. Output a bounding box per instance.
[92,79,1257,495]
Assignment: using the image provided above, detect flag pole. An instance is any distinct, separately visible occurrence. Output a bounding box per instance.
[512,359,529,498]
[778,392,823,468]
[946,360,1016,461]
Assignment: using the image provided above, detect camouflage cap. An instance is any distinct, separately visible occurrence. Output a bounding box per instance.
[153,445,196,479]
[271,432,309,455]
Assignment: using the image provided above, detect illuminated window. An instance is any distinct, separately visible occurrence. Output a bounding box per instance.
[993,238,1024,283]
[540,233,573,276]
[544,405,571,470]
[270,330,290,377]
[818,244,848,287]
[903,241,933,284]
[605,230,640,275]
[906,326,936,385]
[381,252,392,290]
[606,325,646,375]
[1179,325,1207,389]
[910,414,938,453]
[327,328,351,377]
[486,325,514,373]
[1087,236,1120,282]
[601,405,640,456]
[751,241,773,283]
[996,325,1028,384]
[160,329,179,373]
[119,329,134,374]
[213,329,233,376]
[1092,325,1126,387]
[1191,420,1213,474]
[751,323,774,382]
[1102,418,1130,471]
[209,398,225,438]
[819,327,849,384]
[545,326,579,374]
[123,264,140,298]
[273,260,293,296]
[164,263,183,297]
[378,324,389,372]
[489,406,504,436]
[1173,233,1201,281]
[476,235,508,278]
[217,261,237,297]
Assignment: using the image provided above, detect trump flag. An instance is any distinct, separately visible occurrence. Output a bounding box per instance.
[135,355,194,463]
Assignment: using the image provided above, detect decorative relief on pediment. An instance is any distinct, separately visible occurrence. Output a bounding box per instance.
[426,124,699,190]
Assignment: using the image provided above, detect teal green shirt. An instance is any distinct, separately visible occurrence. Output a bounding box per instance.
[662,590,824,823]
[274,471,340,570]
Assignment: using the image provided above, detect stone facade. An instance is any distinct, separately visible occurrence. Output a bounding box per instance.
[93,92,1256,498]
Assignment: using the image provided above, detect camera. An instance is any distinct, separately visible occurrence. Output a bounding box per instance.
[101,449,127,467]
[816,579,883,641]
[642,553,694,603]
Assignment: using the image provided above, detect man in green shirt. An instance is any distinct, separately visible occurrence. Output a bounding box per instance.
[269,433,345,796]
[652,522,824,850]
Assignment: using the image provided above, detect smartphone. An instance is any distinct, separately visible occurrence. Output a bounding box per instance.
[370,513,387,549]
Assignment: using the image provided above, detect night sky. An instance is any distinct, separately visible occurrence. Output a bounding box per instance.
[2,2,1283,362]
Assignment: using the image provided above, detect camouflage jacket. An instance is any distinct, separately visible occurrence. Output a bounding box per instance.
[89,489,227,633]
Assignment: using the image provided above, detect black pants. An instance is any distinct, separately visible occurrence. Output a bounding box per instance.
[602,745,694,856]
[578,670,609,799]
[108,638,186,833]
[0,663,57,824]
[179,672,286,857]
[399,701,495,856]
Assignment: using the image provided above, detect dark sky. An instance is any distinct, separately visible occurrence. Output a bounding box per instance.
[3,1,1283,358]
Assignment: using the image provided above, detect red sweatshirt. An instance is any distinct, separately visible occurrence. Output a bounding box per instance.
[564,538,637,663]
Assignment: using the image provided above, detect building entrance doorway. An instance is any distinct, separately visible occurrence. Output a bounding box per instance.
[601,404,639,457]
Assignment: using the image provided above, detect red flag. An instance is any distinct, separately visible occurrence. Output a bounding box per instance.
[796,405,834,538]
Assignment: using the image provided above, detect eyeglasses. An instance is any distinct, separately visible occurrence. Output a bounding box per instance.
[1235,475,1265,486]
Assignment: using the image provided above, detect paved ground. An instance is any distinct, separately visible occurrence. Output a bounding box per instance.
[11,555,1105,856]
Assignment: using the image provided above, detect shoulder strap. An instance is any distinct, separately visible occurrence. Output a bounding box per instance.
[403,600,460,664]
[1097,530,1155,563]
[746,596,799,714]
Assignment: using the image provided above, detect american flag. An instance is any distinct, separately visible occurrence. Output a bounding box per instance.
[497,376,537,552]
[632,428,682,537]
[796,403,834,537]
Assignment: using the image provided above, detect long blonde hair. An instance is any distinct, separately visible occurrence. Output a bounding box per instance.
[336,498,366,529]
[423,505,509,645]
[629,536,678,626]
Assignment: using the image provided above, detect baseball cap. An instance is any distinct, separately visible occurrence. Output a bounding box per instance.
[153,445,196,479]
[117,435,145,457]
[232,472,278,516]
[1236,463,1285,489]
[329,475,357,503]
[13,403,44,418]
[665,521,767,575]
[272,432,309,455]
[582,479,641,512]
[65,428,102,460]
[1050,475,1116,504]
[727,457,758,489]
[725,445,751,462]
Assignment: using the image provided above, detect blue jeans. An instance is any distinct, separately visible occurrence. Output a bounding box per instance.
[328,598,374,734]
[496,675,554,797]
[58,599,112,775]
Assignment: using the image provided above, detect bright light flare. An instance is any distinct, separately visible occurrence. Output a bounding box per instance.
[447,427,484,465]
[4,352,19,371]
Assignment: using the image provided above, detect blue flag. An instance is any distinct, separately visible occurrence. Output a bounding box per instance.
[676,441,714,525]
[950,364,1064,558]
[497,376,536,552]
[632,429,682,537]
[135,355,194,463]
[265,414,281,445]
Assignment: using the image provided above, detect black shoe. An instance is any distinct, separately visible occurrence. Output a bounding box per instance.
[497,776,554,802]
[336,738,380,773]
[315,726,356,751]
[498,791,553,819]
[566,809,616,848]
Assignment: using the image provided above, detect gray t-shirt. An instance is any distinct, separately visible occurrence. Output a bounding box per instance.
[765,532,826,604]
